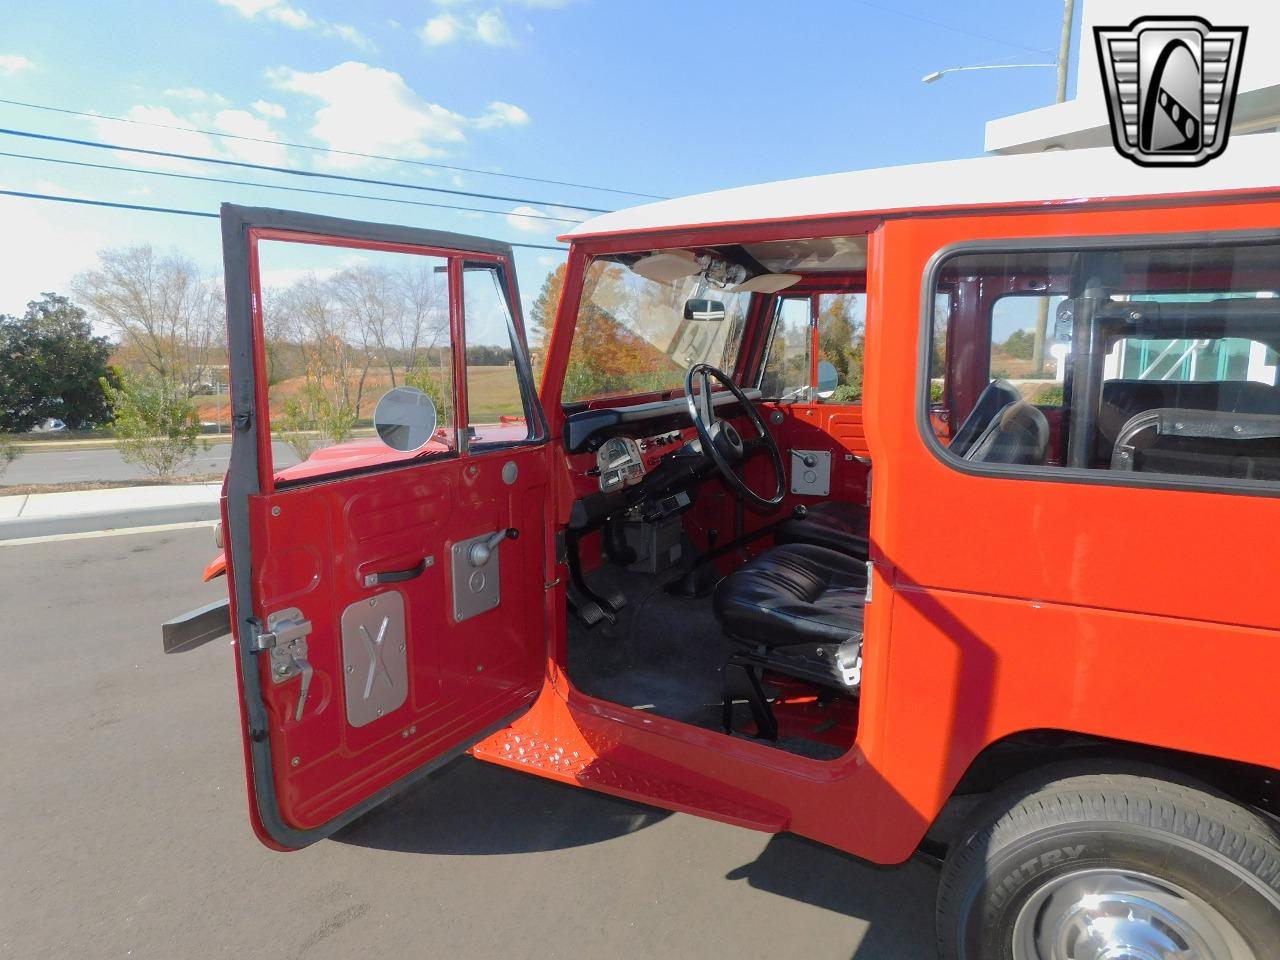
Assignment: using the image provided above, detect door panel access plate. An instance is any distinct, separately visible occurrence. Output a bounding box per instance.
[340,591,408,728]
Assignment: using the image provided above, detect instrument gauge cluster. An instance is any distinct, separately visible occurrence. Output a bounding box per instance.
[596,437,644,493]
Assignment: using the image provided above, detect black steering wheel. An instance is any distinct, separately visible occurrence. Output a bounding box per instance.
[683,363,785,509]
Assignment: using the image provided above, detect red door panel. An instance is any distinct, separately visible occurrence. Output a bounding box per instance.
[220,204,549,848]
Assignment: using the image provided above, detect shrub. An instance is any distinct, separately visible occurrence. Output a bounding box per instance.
[274,381,358,461]
[0,435,20,478]
[100,373,200,479]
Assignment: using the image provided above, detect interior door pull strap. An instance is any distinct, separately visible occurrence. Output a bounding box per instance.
[363,556,434,588]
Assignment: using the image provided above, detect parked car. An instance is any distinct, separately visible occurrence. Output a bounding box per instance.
[166,135,1280,958]
[30,418,66,433]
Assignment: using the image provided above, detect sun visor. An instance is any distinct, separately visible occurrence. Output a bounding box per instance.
[631,251,701,284]
[728,273,802,294]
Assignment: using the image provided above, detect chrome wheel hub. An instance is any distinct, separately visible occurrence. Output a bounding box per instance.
[1011,868,1252,960]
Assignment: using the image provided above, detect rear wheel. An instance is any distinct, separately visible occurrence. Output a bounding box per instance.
[936,764,1280,960]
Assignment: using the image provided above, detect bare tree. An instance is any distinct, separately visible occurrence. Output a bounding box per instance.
[73,245,222,393]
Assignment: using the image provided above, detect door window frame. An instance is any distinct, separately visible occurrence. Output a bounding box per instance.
[917,227,1280,499]
[239,218,547,496]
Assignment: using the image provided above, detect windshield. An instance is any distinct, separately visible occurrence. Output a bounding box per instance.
[562,255,750,404]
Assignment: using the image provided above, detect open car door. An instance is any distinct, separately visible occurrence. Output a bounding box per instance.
[220,205,551,849]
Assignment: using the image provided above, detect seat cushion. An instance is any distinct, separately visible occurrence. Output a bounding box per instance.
[714,543,865,648]
[773,501,869,558]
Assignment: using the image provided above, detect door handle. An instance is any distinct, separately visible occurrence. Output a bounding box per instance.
[362,556,434,588]
[468,528,518,568]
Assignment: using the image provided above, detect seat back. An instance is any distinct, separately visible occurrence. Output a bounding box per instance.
[964,400,1050,465]
[950,379,1023,457]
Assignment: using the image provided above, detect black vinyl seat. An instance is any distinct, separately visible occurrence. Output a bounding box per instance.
[773,500,869,558]
[714,543,866,739]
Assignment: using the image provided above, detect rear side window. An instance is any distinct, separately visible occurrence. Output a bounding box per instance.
[927,239,1280,490]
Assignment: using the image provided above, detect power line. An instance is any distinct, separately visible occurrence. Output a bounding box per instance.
[847,0,1056,57]
[0,188,570,252]
[0,150,587,225]
[0,126,612,214]
[0,96,667,201]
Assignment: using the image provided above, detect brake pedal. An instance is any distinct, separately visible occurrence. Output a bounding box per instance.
[600,589,627,612]
[569,597,612,628]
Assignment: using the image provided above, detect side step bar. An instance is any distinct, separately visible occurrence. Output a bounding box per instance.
[162,598,232,654]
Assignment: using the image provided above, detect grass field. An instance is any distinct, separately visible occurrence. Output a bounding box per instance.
[193,366,527,426]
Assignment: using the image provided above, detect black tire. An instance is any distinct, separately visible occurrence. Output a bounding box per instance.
[936,762,1280,960]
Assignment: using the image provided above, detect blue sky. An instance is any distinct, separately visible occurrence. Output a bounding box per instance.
[0,0,1079,327]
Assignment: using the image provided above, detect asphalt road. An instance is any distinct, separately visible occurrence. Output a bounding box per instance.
[0,528,939,960]
[3,442,300,486]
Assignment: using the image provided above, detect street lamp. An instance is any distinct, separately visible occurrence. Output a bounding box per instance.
[921,63,1057,85]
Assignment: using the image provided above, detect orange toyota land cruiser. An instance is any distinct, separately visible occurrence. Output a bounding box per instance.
[165,136,1280,958]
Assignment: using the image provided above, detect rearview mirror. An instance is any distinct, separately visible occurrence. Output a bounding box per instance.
[684,298,726,322]
[815,359,839,399]
[374,386,439,452]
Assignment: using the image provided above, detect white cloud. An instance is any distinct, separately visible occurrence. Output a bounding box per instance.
[0,54,34,74]
[327,23,374,50]
[506,205,553,234]
[164,87,230,105]
[421,14,462,45]
[215,0,372,48]
[251,99,288,119]
[269,61,530,168]
[474,10,514,46]
[473,100,529,129]
[435,0,580,7]
[87,102,288,172]
[213,108,288,165]
[420,7,516,46]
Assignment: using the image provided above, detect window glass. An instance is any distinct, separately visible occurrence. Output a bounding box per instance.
[463,264,534,444]
[760,297,811,399]
[989,295,1068,406]
[256,240,456,483]
[929,242,1280,487]
[563,256,749,404]
[760,292,867,403]
[818,293,865,402]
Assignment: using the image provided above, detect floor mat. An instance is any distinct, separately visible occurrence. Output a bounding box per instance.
[566,563,854,762]
[567,565,727,729]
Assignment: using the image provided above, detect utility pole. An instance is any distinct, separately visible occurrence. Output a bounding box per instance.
[1032,0,1077,378]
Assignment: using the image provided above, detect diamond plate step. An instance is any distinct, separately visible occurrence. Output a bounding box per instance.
[472,726,787,832]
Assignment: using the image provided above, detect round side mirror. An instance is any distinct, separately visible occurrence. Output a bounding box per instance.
[815,359,840,400]
[374,386,439,452]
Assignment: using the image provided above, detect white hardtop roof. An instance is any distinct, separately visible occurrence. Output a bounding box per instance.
[564,132,1280,241]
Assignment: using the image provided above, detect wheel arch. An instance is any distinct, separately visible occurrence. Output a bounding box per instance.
[926,728,1280,852]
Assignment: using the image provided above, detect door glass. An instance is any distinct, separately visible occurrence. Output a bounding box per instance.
[256,239,455,481]
[463,264,534,444]
[760,296,812,399]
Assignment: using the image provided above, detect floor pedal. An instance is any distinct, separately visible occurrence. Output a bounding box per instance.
[599,589,627,612]
[569,598,611,627]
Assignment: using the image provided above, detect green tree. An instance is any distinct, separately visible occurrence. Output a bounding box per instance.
[101,373,201,479]
[0,293,116,431]
[1000,328,1036,360]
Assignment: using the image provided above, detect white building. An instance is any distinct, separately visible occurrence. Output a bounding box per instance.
[986,0,1280,155]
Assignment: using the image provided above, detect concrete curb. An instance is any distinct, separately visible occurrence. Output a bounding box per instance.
[0,484,221,541]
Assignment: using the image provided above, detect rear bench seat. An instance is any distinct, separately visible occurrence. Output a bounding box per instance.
[1096,379,1280,466]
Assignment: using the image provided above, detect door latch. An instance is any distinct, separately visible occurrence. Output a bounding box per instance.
[256,607,313,721]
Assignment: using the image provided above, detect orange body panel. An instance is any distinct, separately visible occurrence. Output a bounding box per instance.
[488,195,1280,865]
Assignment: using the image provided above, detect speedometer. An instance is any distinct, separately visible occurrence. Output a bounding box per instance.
[596,437,642,492]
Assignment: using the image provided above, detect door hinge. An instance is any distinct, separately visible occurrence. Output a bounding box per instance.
[233,410,253,432]
[864,560,874,605]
